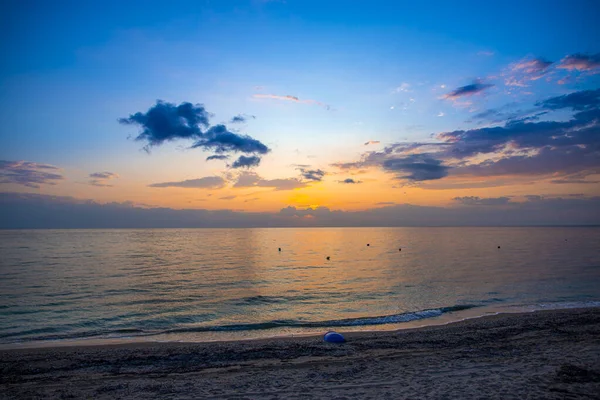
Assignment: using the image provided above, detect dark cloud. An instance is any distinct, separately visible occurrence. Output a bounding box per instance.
[120,101,269,166]
[557,53,600,71]
[364,140,380,146]
[376,202,396,205]
[231,155,261,169]
[443,81,493,100]
[298,168,326,182]
[332,89,600,184]
[438,107,600,160]
[219,195,236,200]
[536,88,600,111]
[148,176,226,189]
[206,155,229,161]
[233,172,306,191]
[383,154,450,181]
[339,178,362,184]
[230,114,255,124]
[453,196,512,206]
[0,160,63,188]
[4,192,598,228]
[119,101,209,146]
[192,125,269,155]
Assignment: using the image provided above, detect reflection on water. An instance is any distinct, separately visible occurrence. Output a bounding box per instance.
[0,227,599,345]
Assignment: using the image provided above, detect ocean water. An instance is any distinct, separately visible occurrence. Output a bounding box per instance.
[1,227,599,347]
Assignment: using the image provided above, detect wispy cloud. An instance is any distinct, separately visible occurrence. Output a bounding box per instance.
[0,160,64,188]
[394,83,411,93]
[252,94,332,110]
[89,171,119,187]
[453,196,512,206]
[477,51,495,56]
[505,57,553,87]
[557,53,600,72]
[148,176,226,189]
[230,114,256,124]
[364,140,380,146]
[233,172,306,191]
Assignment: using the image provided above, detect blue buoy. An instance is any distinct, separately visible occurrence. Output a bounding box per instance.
[324,331,345,343]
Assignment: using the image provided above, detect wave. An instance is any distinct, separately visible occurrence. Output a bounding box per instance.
[0,305,477,343]
[160,305,479,333]
[5,301,600,346]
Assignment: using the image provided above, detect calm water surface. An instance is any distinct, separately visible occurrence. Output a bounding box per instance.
[1,227,599,346]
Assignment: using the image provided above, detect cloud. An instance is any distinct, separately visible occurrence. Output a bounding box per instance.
[233,172,306,191]
[382,154,450,181]
[364,140,380,146]
[437,112,445,117]
[119,100,269,165]
[557,53,600,72]
[442,81,493,100]
[119,101,209,146]
[477,51,495,56]
[536,88,600,111]
[230,114,255,124]
[512,58,553,75]
[88,171,118,187]
[550,178,600,184]
[332,89,600,184]
[0,160,64,188]
[148,176,226,189]
[252,94,332,110]
[219,195,236,200]
[505,57,553,87]
[191,125,269,155]
[89,172,117,179]
[339,178,362,184]
[298,168,326,182]
[3,192,598,228]
[231,155,261,169]
[453,196,512,206]
[206,155,229,161]
[394,83,411,93]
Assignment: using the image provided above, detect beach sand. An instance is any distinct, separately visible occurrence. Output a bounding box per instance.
[2,308,600,399]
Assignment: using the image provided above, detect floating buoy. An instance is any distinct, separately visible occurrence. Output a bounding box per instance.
[324,331,345,343]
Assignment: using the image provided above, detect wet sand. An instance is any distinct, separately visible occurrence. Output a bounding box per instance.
[2,307,600,399]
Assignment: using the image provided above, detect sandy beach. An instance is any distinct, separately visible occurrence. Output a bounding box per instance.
[2,307,600,399]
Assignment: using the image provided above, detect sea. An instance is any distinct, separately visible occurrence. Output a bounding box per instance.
[1,227,599,348]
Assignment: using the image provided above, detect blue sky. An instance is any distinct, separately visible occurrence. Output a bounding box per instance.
[1,0,599,226]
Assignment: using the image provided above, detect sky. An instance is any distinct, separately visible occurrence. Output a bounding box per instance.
[1,0,599,227]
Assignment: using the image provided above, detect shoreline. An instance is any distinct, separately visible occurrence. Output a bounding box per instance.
[2,301,599,350]
[2,307,600,399]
